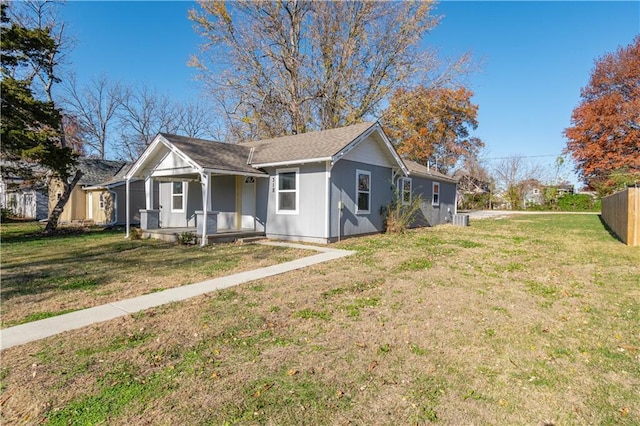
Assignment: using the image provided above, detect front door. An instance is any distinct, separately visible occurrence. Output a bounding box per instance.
[241,177,256,230]
[87,192,93,220]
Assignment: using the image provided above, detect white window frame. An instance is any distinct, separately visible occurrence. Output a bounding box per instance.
[171,181,186,212]
[276,167,299,215]
[356,169,371,214]
[399,177,412,205]
[432,182,440,207]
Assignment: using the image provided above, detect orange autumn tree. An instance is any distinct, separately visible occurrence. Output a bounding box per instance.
[382,86,484,175]
[564,36,640,195]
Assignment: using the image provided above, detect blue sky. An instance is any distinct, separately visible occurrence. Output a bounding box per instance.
[58,1,639,185]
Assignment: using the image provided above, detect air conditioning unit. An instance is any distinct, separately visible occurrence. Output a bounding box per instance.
[453,214,470,226]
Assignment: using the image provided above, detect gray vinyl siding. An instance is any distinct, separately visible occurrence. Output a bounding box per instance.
[255,177,268,233]
[408,176,456,226]
[264,163,327,243]
[36,191,48,220]
[113,180,147,225]
[186,182,201,226]
[158,181,200,228]
[211,175,236,230]
[330,159,395,240]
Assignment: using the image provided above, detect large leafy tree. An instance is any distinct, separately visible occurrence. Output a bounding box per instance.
[0,3,79,232]
[382,86,484,175]
[189,0,469,140]
[564,36,640,194]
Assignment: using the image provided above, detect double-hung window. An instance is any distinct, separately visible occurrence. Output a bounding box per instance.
[356,170,371,214]
[276,168,298,214]
[99,193,105,210]
[432,182,440,206]
[172,181,185,212]
[399,177,412,205]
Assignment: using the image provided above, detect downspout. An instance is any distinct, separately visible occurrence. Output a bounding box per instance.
[634,184,639,246]
[454,182,458,216]
[325,161,333,243]
[107,188,118,226]
[125,178,130,238]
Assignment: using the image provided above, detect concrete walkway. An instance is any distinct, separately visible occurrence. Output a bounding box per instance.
[0,242,355,350]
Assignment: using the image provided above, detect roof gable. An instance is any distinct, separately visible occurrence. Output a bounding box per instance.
[163,134,258,175]
[127,134,264,179]
[245,122,378,166]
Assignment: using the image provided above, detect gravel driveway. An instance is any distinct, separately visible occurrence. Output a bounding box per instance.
[463,210,600,220]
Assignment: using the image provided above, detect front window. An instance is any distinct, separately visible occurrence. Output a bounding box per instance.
[432,182,440,206]
[356,170,371,214]
[276,168,298,214]
[99,193,105,210]
[172,181,185,212]
[399,177,412,205]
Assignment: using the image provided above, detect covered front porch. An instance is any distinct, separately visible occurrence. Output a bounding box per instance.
[124,133,267,246]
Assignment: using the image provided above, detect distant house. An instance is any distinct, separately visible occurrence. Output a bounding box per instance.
[49,159,148,226]
[523,181,576,208]
[125,122,458,244]
[522,179,545,208]
[556,182,575,197]
[0,162,49,220]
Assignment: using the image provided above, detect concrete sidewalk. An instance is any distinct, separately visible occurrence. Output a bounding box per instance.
[0,242,355,350]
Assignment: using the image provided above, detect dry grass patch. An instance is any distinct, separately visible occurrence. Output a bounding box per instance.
[1,215,639,425]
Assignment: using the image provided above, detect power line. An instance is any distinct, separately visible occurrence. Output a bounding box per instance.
[483,154,564,161]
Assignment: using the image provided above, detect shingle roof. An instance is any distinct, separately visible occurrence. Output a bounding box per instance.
[159,133,262,176]
[403,159,458,183]
[76,159,127,186]
[243,122,377,165]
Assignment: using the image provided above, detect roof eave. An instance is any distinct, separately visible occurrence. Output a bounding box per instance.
[251,157,332,169]
[203,167,268,178]
[407,171,458,184]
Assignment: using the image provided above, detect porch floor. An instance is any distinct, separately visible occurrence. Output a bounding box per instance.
[142,227,266,244]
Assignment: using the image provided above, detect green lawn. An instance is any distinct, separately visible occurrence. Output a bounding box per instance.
[0,223,309,327]
[1,215,638,425]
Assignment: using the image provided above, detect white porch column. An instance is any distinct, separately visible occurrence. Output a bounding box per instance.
[145,176,153,209]
[125,178,130,238]
[200,172,210,247]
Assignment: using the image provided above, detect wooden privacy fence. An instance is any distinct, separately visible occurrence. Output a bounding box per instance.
[601,187,639,246]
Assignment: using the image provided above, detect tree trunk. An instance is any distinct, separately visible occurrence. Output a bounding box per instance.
[44,170,83,233]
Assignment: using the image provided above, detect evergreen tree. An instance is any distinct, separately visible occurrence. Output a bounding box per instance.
[1,4,80,231]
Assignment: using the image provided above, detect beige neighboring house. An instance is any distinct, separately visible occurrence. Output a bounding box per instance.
[49,159,147,226]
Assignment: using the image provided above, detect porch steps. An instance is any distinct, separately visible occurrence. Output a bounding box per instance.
[204,231,266,245]
[235,236,268,244]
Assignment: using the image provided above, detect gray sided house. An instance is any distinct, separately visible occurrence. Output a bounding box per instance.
[125,122,458,245]
[402,160,458,227]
